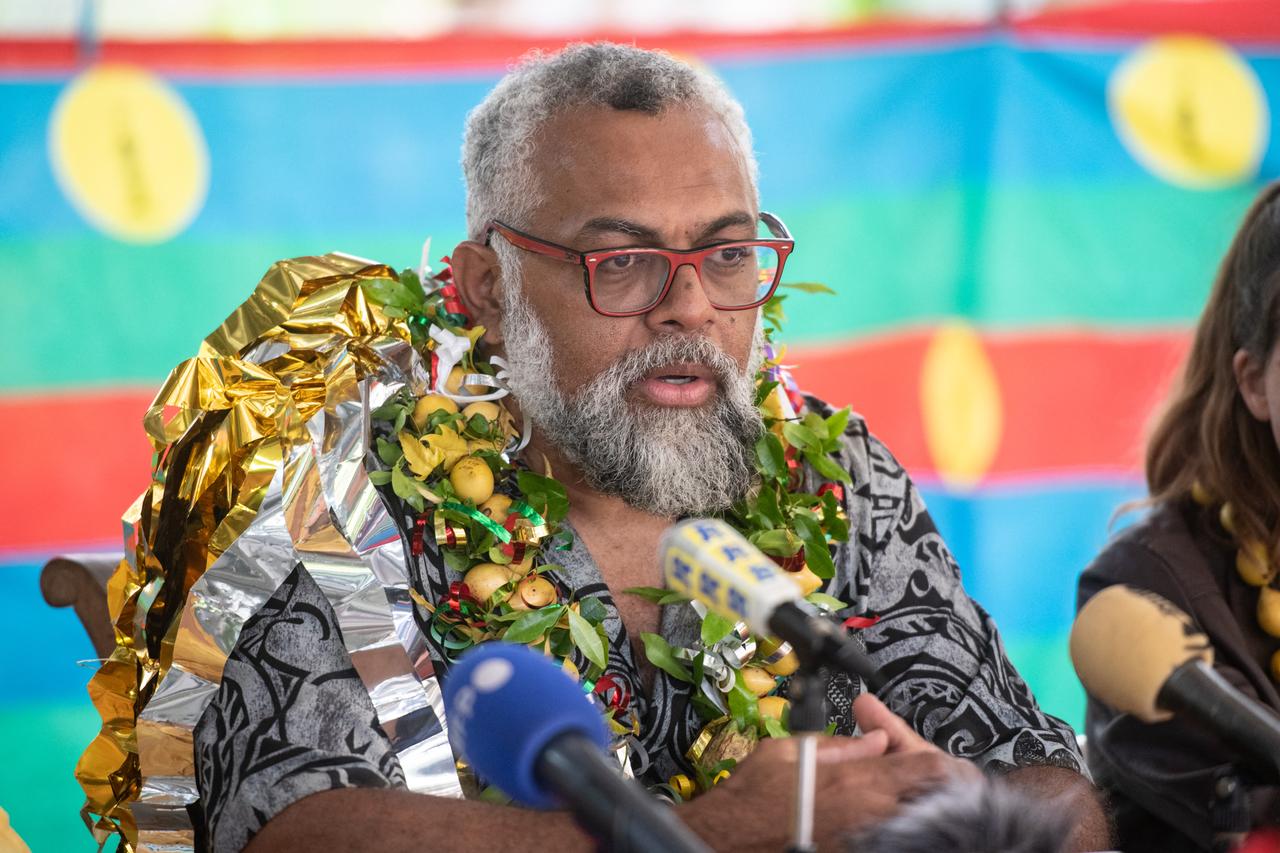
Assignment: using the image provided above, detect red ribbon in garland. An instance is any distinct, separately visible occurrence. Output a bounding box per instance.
[593,674,631,715]
[436,256,453,282]
[438,283,467,321]
[499,513,529,562]
[411,514,429,556]
[769,552,806,572]
[843,613,881,630]
[440,581,483,626]
[817,483,844,503]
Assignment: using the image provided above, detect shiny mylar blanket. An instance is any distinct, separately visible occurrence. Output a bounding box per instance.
[77,254,462,852]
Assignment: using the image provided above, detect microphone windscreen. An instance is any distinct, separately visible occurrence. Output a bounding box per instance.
[849,775,1073,853]
[660,518,799,634]
[1070,584,1213,723]
[443,641,609,808]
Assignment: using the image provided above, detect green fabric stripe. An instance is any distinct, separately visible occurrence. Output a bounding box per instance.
[0,234,448,392]
[0,702,101,852]
[0,181,1254,390]
[779,182,1253,343]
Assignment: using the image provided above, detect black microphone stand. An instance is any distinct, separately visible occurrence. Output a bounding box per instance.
[785,663,828,853]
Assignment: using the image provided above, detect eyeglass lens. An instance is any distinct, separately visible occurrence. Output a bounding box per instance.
[592,245,781,313]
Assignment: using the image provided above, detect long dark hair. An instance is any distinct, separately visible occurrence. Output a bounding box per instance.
[1146,182,1280,553]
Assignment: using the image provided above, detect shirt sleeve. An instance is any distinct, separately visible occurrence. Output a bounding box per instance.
[832,419,1084,774]
[193,562,407,853]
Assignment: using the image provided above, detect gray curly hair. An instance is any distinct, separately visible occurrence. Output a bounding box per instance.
[461,42,759,240]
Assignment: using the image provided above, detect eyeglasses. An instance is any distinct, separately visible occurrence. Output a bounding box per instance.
[484,212,795,317]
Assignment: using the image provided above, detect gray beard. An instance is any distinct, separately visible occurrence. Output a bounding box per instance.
[496,248,764,518]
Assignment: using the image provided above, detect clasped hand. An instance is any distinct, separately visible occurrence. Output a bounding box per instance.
[685,693,979,851]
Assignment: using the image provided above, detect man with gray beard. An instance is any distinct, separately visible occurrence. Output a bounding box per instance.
[191,42,1110,852]
[500,275,764,518]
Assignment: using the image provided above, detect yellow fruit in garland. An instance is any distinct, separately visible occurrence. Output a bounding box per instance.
[763,650,800,677]
[758,696,790,722]
[507,553,536,578]
[1237,541,1274,587]
[786,565,824,597]
[757,636,801,677]
[411,394,458,429]
[463,563,514,603]
[450,457,495,503]
[480,494,513,524]
[462,401,501,425]
[1259,586,1280,638]
[741,666,777,697]
[508,575,557,611]
[446,366,490,396]
[760,385,786,421]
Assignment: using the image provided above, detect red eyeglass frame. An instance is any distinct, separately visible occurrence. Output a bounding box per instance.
[484,211,796,318]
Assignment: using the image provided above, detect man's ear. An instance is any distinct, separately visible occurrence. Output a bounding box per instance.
[451,239,507,346]
[1234,347,1272,422]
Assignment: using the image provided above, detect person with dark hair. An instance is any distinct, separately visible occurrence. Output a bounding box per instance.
[1079,182,1280,852]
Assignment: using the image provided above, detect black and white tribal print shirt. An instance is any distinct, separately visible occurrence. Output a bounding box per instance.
[192,400,1084,851]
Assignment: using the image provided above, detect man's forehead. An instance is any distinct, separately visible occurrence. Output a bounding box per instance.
[543,103,737,161]
[529,104,757,240]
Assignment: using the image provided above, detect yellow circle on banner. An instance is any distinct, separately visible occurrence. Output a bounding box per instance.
[919,322,1002,488]
[49,64,209,242]
[1109,36,1268,188]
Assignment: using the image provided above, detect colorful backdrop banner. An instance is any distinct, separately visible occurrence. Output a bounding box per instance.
[2,1,1278,848]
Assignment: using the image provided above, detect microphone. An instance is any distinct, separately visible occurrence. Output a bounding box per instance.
[659,518,883,691]
[1071,584,1280,776]
[443,642,711,853]
[849,775,1074,853]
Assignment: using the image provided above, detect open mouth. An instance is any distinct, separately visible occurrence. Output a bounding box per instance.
[638,363,717,407]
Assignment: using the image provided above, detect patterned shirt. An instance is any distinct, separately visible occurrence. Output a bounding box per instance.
[192,401,1084,851]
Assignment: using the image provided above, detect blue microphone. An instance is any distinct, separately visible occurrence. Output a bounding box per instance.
[444,642,711,853]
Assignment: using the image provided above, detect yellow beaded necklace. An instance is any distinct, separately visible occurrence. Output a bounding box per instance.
[1192,483,1280,681]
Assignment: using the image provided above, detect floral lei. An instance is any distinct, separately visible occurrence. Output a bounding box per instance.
[362,261,854,799]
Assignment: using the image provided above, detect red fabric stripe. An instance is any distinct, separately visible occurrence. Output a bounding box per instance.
[0,389,154,552]
[0,329,1191,550]
[986,331,1188,476]
[0,23,983,76]
[1012,0,1280,44]
[789,328,1191,480]
[5,1,1276,77]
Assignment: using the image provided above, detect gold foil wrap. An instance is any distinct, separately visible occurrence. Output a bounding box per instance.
[78,254,463,852]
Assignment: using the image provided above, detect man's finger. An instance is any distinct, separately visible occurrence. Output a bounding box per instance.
[853,693,934,755]
[814,729,890,763]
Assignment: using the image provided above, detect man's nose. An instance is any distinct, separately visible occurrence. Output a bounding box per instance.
[646,261,715,332]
